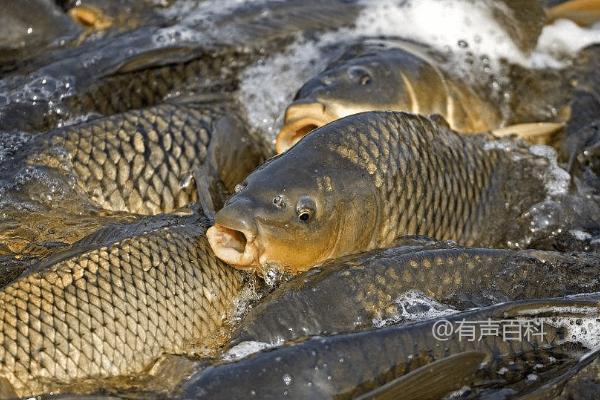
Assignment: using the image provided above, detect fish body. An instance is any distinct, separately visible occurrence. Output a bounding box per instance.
[179,297,598,400]
[208,111,547,272]
[0,0,80,72]
[24,100,265,215]
[0,211,243,397]
[0,0,362,133]
[62,50,255,121]
[276,43,503,152]
[233,245,600,344]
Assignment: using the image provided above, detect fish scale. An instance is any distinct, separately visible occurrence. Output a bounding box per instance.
[327,112,503,246]
[209,111,549,272]
[0,215,243,397]
[231,247,598,343]
[30,103,231,215]
[62,53,250,120]
[185,296,596,399]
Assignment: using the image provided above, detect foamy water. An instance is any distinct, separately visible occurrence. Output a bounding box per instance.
[372,289,458,328]
[239,0,600,142]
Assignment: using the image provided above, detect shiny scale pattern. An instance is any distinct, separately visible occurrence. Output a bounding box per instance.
[37,103,226,215]
[0,222,243,397]
[327,112,503,246]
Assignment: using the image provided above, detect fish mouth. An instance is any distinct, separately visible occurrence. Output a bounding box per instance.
[207,224,260,270]
[276,101,334,153]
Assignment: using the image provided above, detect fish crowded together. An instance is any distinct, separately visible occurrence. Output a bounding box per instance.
[1,0,600,398]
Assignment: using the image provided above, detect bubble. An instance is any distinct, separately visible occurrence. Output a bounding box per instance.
[283,373,292,386]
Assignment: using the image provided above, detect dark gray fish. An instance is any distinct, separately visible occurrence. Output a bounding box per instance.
[233,244,600,344]
[178,296,600,400]
[0,0,80,71]
[208,111,548,273]
[0,211,244,398]
[0,0,363,132]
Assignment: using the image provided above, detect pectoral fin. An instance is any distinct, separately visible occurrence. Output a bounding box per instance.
[356,351,486,400]
[193,164,217,222]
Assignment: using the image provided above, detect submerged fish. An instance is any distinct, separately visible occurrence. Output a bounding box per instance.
[276,42,504,152]
[208,111,547,273]
[0,211,244,398]
[233,244,600,344]
[179,296,599,400]
[0,0,363,133]
[275,0,599,153]
[21,99,265,215]
[0,0,80,72]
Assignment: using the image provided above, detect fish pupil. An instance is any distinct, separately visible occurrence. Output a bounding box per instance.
[299,212,310,222]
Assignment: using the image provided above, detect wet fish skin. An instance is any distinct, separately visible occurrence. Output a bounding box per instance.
[209,111,546,272]
[27,101,265,215]
[0,212,244,397]
[277,43,503,152]
[62,51,254,121]
[233,245,600,344]
[179,297,597,400]
[0,0,363,133]
[0,0,80,72]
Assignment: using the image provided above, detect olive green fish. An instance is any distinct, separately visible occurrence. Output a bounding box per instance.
[275,0,600,153]
[178,296,599,399]
[25,99,265,215]
[233,244,600,344]
[208,111,547,273]
[0,211,244,398]
[276,42,504,152]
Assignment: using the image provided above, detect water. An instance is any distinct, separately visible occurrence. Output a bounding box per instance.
[239,0,600,142]
[1,0,600,398]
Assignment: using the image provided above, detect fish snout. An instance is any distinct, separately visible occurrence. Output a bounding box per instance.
[276,101,332,153]
[207,200,260,270]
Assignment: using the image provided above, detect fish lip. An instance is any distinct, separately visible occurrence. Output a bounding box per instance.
[275,101,333,153]
[207,223,260,270]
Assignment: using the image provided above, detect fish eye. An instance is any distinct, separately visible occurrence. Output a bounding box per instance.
[347,66,372,85]
[296,196,316,223]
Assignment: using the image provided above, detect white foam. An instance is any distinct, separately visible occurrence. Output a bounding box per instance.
[531,20,600,68]
[570,229,592,241]
[514,305,600,350]
[529,144,571,197]
[239,38,330,141]
[222,341,274,361]
[540,316,600,350]
[354,0,528,65]
[239,0,600,141]
[372,289,458,328]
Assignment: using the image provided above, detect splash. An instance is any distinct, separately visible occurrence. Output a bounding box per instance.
[222,341,274,361]
[239,0,600,142]
[529,144,570,197]
[372,289,458,328]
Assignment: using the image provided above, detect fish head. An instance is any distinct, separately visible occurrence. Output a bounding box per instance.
[207,132,380,273]
[276,51,402,153]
